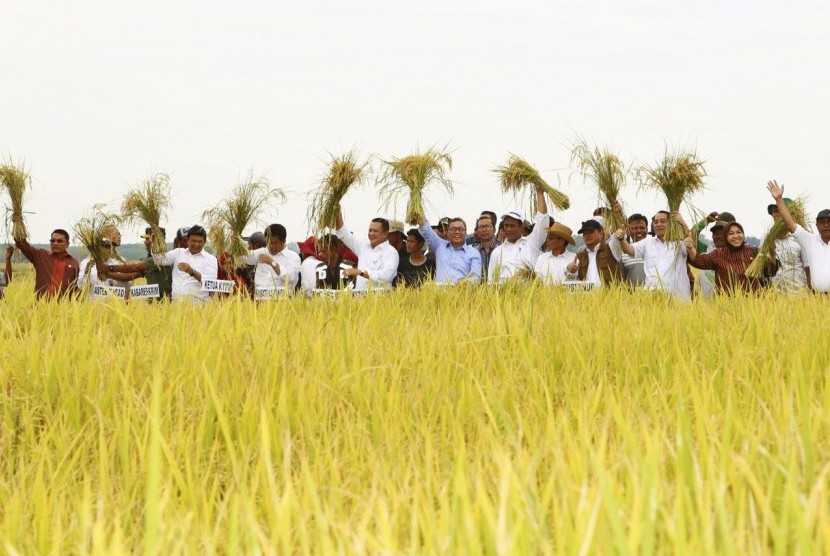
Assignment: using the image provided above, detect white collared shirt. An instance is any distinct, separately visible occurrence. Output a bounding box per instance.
[488,212,549,283]
[534,251,576,285]
[244,247,301,291]
[773,233,808,293]
[794,225,830,292]
[335,224,399,290]
[631,236,690,300]
[156,248,218,303]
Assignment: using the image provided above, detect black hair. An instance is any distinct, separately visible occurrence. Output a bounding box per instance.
[264,223,287,242]
[480,211,497,226]
[628,213,648,226]
[593,207,607,217]
[51,229,70,242]
[371,217,390,232]
[406,228,425,244]
[187,225,207,238]
[448,217,466,229]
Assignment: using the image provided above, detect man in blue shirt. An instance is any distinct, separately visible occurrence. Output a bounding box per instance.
[417,216,482,284]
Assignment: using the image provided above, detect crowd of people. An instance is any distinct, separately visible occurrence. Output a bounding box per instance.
[5,181,830,303]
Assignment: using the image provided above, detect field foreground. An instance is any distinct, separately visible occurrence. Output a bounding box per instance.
[2,280,830,554]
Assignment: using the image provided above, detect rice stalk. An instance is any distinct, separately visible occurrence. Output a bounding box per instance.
[202,172,285,264]
[0,161,31,240]
[494,154,570,214]
[571,138,628,231]
[308,151,370,234]
[746,197,809,278]
[73,205,124,265]
[379,146,454,225]
[120,172,172,255]
[636,149,706,241]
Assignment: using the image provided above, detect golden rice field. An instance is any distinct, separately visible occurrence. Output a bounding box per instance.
[2,272,830,554]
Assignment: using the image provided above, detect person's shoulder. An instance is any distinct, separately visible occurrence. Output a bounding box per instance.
[284,249,301,261]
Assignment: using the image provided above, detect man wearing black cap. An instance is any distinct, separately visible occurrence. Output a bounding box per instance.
[100,227,174,300]
[768,180,830,292]
[766,197,809,293]
[567,218,623,287]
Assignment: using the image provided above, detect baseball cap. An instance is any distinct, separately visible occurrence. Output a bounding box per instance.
[710,211,736,231]
[389,219,405,234]
[577,219,603,234]
[500,210,523,222]
[767,198,793,215]
[243,231,266,247]
[175,226,192,239]
[817,209,830,220]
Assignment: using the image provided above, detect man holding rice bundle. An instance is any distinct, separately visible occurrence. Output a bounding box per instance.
[243,223,301,293]
[416,216,481,284]
[100,227,174,300]
[765,198,809,293]
[335,207,399,291]
[11,215,80,299]
[154,225,218,304]
[488,187,550,283]
[78,226,132,300]
[569,217,624,288]
[768,180,830,293]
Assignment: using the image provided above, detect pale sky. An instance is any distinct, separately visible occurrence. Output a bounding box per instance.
[2,0,829,244]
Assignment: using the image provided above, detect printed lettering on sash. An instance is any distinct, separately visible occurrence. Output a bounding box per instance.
[255,286,286,300]
[92,285,127,299]
[129,284,160,299]
[201,279,234,293]
[562,280,595,292]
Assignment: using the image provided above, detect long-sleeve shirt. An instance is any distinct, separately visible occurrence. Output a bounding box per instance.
[630,236,691,300]
[793,225,830,292]
[487,212,548,283]
[689,245,769,294]
[155,248,218,303]
[771,234,808,293]
[244,247,301,291]
[418,222,481,284]
[14,238,80,299]
[533,251,576,285]
[335,224,399,290]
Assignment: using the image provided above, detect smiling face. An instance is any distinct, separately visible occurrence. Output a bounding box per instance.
[502,217,523,243]
[368,221,389,248]
[545,234,567,255]
[652,212,669,240]
[187,234,206,254]
[447,219,467,248]
[582,228,602,250]
[629,219,648,242]
[725,224,744,248]
[476,218,495,243]
[817,217,830,242]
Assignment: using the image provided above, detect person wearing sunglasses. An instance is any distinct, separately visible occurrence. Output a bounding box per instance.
[10,214,80,299]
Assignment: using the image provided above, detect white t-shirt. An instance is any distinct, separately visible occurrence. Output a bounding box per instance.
[793,225,830,292]
[155,248,219,303]
[244,247,301,291]
[631,236,691,300]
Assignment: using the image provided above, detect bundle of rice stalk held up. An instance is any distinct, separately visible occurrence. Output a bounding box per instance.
[637,149,706,241]
[202,173,285,265]
[571,138,627,231]
[0,161,31,241]
[379,146,453,225]
[74,205,124,265]
[120,172,172,255]
[746,196,809,279]
[494,154,570,214]
[308,151,369,235]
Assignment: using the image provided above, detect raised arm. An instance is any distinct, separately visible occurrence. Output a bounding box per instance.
[615,228,635,257]
[418,220,444,253]
[536,186,548,216]
[767,180,797,233]
[4,246,12,284]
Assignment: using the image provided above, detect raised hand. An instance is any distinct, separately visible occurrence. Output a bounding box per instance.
[767,180,784,200]
[706,211,719,223]
[566,256,579,274]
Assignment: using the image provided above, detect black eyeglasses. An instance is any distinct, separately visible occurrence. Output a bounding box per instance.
[49,239,66,243]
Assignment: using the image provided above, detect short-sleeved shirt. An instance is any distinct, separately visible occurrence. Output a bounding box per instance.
[396,254,436,287]
[793,225,830,292]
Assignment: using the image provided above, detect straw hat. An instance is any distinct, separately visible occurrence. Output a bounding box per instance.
[545,222,575,246]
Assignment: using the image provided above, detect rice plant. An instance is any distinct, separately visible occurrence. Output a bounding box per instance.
[378,146,454,225]
[637,149,706,241]
[494,154,570,214]
[0,160,31,240]
[120,172,172,255]
[571,137,628,231]
[308,150,370,234]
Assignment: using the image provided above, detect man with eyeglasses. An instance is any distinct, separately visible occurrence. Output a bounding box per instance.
[488,187,550,283]
[335,206,399,291]
[471,214,501,282]
[11,214,80,299]
[616,210,692,300]
[417,216,481,284]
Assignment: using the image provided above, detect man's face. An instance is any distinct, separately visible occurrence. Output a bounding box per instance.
[49,233,68,255]
[187,234,205,254]
[368,222,388,247]
[388,231,405,251]
[476,219,495,243]
[108,229,122,247]
[817,218,830,241]
[629,220,648,242]
[406,235,424,254]
[267,236,285,254]
[652,213,669,239]
[712,227,726,248]
[582,228,602,249]
[770,207,781,222]
[545,234,567,254]
[447,221,467,247]
[502,217,523,243]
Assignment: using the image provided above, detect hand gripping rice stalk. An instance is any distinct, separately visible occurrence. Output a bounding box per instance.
[746,196,809,279]
[202,173,286,266]
[494,154,570,215]
[74,205,125,265]
[571,138,628,232]
[120,172,172,255]
[0,162,31,241]
[308,151,370,235]
[637,150,706,241]
[379,146,454,225]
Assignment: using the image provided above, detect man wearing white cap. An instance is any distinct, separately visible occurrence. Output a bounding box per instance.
[534,223,576,285]
[488,188,550,283]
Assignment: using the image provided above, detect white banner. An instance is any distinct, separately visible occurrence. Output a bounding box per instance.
[92,285,127,299]
[255,286,287,300]
[130,284,160,299]
[561,280,596,292]
[201,279,234,293]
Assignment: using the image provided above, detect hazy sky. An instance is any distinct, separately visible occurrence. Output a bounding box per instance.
[3,0,829,243]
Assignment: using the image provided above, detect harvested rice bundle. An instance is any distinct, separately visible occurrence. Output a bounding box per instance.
[637,150,706,241]
[494,154,570,214]
[0,161,31,240]
[120,172,172,254]
[571,138,627,231]
[74,205,124,265]
[308,151,369,235]
[379,147,453,225]
[202,173,285,264]
[746,196,809,278]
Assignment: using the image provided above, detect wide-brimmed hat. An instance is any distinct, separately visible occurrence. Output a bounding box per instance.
[544,223,575,246]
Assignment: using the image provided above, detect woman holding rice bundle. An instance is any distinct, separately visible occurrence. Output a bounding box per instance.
[684,222,778,294]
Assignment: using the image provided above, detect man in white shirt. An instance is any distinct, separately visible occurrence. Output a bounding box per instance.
[488,187,550,283]
[335,207,399,291]
[616,211,692,300]
[155,225,218,304]
[78,226,131,299]
[244,223,301,293]
[766,197,809,293]
[768,180,830,293]
[534,223,576,285]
